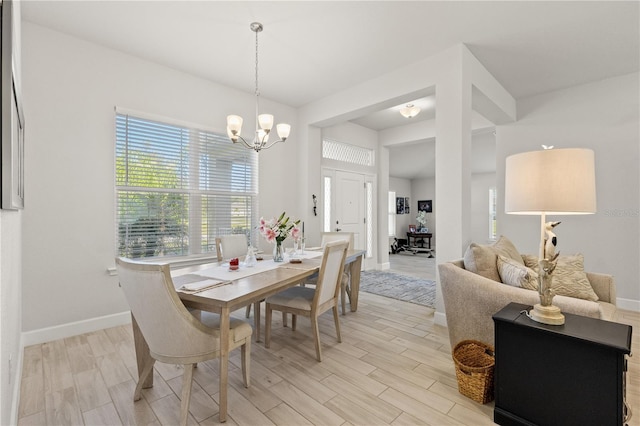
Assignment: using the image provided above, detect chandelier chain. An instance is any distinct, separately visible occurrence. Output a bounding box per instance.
[255,27,259,98]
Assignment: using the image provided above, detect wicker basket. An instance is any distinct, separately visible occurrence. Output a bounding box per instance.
[452,340,495,404]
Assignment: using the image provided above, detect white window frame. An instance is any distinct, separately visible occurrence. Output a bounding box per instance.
[115,110,258,260]
[489,187,497,241]
[388,191,396,237]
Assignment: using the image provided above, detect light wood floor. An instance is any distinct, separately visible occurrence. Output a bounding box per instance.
[17,256,639,426]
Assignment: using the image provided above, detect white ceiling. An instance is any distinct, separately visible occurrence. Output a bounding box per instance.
[22,1,639,179]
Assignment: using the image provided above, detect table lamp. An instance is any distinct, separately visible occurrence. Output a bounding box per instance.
[504,148,596,325]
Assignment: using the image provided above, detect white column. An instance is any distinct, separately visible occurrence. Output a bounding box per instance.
[434,47,473,324]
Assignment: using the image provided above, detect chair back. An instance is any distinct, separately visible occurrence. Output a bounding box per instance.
[216,234,248,261]
[116,258,219,362]
[320,232,354,250]
[314,241,349,306]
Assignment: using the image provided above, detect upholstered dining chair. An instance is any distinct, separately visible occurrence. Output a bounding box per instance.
[304,232,354,314]
[265,240,349,361]
[216,234,261,324]
[216,234,248,261]
[115,257,252,426]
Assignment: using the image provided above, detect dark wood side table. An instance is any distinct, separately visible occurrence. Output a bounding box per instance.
[406,232,432,248]
[493,302,632,426]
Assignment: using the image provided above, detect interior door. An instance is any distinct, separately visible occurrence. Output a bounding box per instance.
[335,171,365,250]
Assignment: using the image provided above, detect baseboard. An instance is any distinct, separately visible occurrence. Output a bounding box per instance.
[378,262,390,271]
[434,311,447,327]
[616,297,640,312]
[22,311,132,346]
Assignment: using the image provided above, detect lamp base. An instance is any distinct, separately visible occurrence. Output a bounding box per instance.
[529,303,565,325]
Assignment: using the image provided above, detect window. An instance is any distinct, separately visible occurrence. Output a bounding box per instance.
[323,176,332,232]
[115,112,258,258]
[489,187,497,241]
[322,138,374,166]
[388,191,396,237]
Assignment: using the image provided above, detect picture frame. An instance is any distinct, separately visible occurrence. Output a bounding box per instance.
[408,224,416,233]
[396,197,404,214]
[418,199,432,213]
[1,0,24,210]
[404,197,410,214]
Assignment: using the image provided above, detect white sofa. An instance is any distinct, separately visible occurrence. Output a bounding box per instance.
[439,258,617,348]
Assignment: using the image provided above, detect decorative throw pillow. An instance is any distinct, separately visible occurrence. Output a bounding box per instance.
[463,236,524,282]
[521,253,598,302]
[497,254,539,290]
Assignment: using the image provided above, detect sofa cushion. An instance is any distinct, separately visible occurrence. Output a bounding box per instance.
[464,236,523,282]
[497,254,538,290]
[523,254,598,302]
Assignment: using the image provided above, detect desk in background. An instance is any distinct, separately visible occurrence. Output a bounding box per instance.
[406,232,432,249]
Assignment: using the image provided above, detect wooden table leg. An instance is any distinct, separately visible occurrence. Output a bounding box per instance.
[254,302,261,343]
[218,307,230,422]
[131,314,153,388]
[349,255,363,312]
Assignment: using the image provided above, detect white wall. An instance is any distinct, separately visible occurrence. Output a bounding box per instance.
[21,22,299,336]
[497,73,640,310]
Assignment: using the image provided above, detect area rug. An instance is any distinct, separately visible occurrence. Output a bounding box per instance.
[359,270,436,308]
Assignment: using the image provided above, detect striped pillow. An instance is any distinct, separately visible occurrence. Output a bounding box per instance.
[497,255,538,290]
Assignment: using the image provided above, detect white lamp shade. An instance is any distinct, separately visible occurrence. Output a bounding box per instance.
[258,114,274,131]
[227,115,243,134]
[276,123,291,140]
[257,128,269,143]
[505,148,596,215]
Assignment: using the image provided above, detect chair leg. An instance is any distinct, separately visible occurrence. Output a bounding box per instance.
[310,316,322,362]
[241,339,251,388]
[265,303,272,349]
[245,304,252,318]
[179,364,194,426]
[340,280,347,315]
[133,357,155,401]
[333,305,342,343]
[292,314,297,331]
[283,312,288,327]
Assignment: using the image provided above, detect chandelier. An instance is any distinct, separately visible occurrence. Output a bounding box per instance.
[226,22,291,152]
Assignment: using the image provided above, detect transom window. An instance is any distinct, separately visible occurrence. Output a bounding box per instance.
[115,112,258,259]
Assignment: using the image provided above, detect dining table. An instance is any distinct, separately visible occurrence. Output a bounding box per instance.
[130,247,365,422]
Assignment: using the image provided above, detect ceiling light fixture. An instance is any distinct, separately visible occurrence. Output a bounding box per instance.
[226,22,290,152]
[400,104,421,119]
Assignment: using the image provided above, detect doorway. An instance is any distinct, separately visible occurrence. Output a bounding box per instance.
[322,168,375,270]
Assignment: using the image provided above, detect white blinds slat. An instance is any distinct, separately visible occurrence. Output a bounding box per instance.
[116,113,258,259]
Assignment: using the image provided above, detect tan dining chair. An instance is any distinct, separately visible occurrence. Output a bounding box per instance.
[265,240,348,361]
[304,231,354,315]
[216,234,248,261]
[216,234,261,325]
[115,257,252,426]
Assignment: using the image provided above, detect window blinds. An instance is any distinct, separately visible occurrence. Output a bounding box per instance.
[115,113,258,259]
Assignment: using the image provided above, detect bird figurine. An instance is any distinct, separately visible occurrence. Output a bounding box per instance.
[544,221,561,260]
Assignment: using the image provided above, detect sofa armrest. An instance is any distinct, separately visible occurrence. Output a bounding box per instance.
[586,272,616,305]
[439,261,603,349]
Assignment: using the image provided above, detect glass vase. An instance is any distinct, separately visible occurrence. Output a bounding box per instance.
[273,240,284,262]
